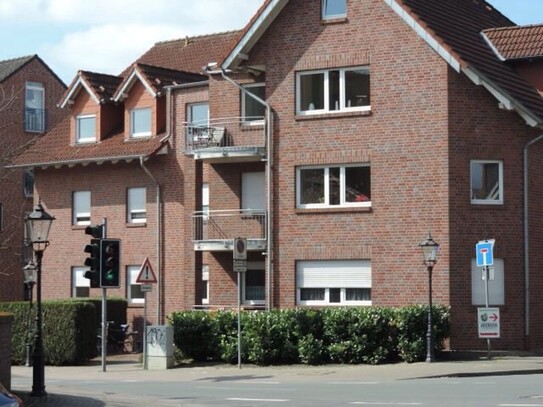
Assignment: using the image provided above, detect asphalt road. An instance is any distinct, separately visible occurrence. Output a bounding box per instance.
[10,354,543,407]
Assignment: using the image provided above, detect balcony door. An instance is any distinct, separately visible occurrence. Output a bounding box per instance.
[241,172,265,212]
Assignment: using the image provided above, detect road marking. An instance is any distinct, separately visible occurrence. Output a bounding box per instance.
[227,397,289,402]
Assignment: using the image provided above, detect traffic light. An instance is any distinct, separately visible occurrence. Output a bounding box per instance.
[83,238,100,288]
[100,239,120,288]
[85,224,104,239]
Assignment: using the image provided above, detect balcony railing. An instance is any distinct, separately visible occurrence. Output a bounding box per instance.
[24,108,46,133]
[184,117,266,153]
[192,209,267,248]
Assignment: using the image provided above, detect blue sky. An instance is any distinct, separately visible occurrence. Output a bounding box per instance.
[0,0,541,85]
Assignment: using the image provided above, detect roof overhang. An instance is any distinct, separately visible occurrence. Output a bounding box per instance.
[113,67,157,102]
[221,0,289,70]
[59,75,101,108]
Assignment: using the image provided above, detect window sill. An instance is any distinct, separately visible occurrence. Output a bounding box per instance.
[72,225,90,230]
[295,110,371,121]
[126,222,147,228]
[321,16,348,24]
[295,206,372,214]
[128,302,145,308]
[240,122,265,130]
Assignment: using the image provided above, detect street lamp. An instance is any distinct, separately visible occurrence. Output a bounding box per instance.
[25,201,55,397]
[23,260,37,367]
[419,233,439,363]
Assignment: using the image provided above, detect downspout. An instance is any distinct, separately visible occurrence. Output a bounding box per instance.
[140,156,161,324]
[523,133,543,339]
[219,68,274,310]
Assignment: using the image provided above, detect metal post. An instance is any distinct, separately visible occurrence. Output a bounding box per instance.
[237,271,242,369]
[426,264,435,363]
[25,283,34,367]
[143,291,148,370]
[31,250,46,397]
[101,218,107,372]
[484,265,492,359]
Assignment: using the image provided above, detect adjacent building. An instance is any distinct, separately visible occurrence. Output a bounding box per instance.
[8,0,543,351]
[0,55,66,301]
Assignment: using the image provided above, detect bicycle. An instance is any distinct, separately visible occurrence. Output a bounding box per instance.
[97,322,142,354]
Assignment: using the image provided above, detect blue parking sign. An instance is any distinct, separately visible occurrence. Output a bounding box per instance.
[476,240,494,267]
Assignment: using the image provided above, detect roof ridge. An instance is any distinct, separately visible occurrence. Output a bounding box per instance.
[483,23,543,34]
[154,29,242,46]
[0,54,36,64]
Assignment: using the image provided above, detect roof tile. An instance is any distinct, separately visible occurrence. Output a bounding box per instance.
[483,24,543,60]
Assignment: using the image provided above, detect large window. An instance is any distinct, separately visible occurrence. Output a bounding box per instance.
[297,260,371,306]
[73,191,91,226]
[130,107,152,138]
[72,266,90,298]
[471,160,503,204]
[76,114,96,143]
[25,81,45,132]
[322,0,346,19]
[24,169,34,197]
[296,164,371,208]
[242,172,265,211]
[127,265,144,305]
[242,83,265,123]
[243,262,265,305]
[127,187,146,223]
[296,67,370,115]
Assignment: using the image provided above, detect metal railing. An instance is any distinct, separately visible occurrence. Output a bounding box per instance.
[24,108,46,133]
[184,116,265,152]
[192,209,267,242]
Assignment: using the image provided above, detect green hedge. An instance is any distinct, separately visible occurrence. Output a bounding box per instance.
[169,305,450,365]
[0,298,127,366]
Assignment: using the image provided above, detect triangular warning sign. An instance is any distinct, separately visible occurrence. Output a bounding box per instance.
[136,257,157,283]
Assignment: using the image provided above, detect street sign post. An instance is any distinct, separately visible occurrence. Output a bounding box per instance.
[136,257,157,370]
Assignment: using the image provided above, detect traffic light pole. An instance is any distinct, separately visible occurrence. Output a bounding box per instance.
[101,219,107,373]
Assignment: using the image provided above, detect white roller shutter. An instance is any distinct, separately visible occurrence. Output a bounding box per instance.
[296,260,371,288]
[242,172,265,210]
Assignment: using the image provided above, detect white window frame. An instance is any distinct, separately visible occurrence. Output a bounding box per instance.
[470,160,503,205]
[242,261,265,306]
[296,260,372,306]
[296,66,370,115]
[130,107,152,138]
[127,265,145,305]
[73,191,91,226]
[76,114,96,143]
[127,187,146,224]
[202,264,209,304]
[72,266,90,298]
[296,164,371,208]
[322,0,347,20]
[242,83,265,125]
[25,81,45,132]
[471,258,505,305]
[202,183,209,222]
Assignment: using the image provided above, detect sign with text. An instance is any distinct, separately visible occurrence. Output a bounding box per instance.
[478,307,500,338]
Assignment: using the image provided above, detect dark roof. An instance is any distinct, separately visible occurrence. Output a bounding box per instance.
[79,71,124,101]
[132,30,243,75]
[126,63,206,95]
[396,0,543,120]
[483,24,543,60]
[8,119,166,169]
[0,55,37,82]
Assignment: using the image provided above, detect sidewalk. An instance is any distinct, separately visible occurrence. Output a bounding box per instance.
[10,352,543,406]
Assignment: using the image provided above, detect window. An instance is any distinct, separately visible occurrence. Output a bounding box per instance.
[187,103,210,148]
[24,169,34,197]
[296,164,370,208]
[242,172,265,211]
[130,107,152,138]
[127,265,144,305]
[471,160,503,204]
[127,187,146,223]
[76,114,96,143]
[73,191,91,225]
[242,83,265,123]
[471,258,504,305]
[202,264,209,304]
[72,266,90,298]
[25,81,45,132]
[297,67,370,115]
[297,260,371,306]
[322,0,346,19]
[242,262,265,305]
[202,183,209,221]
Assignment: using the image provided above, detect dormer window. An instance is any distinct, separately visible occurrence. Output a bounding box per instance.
[76,114,96,143]
[130,107,152,138]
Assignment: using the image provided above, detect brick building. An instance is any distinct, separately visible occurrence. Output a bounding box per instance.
[0,55,66,301]
[9,0,543,350]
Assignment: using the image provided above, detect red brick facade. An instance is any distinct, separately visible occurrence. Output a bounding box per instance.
[10,0,543,351]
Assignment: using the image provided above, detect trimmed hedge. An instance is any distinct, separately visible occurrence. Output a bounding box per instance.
[169,305,450,365]
[0,298,127,366]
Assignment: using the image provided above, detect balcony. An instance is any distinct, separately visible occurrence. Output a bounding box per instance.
[24,108,46,133]
[192,209,267,252]
[184,117,266,163]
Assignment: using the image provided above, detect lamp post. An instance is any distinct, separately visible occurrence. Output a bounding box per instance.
[23,260,37,367]
[25,201,55,397]
[419,233,439,363]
